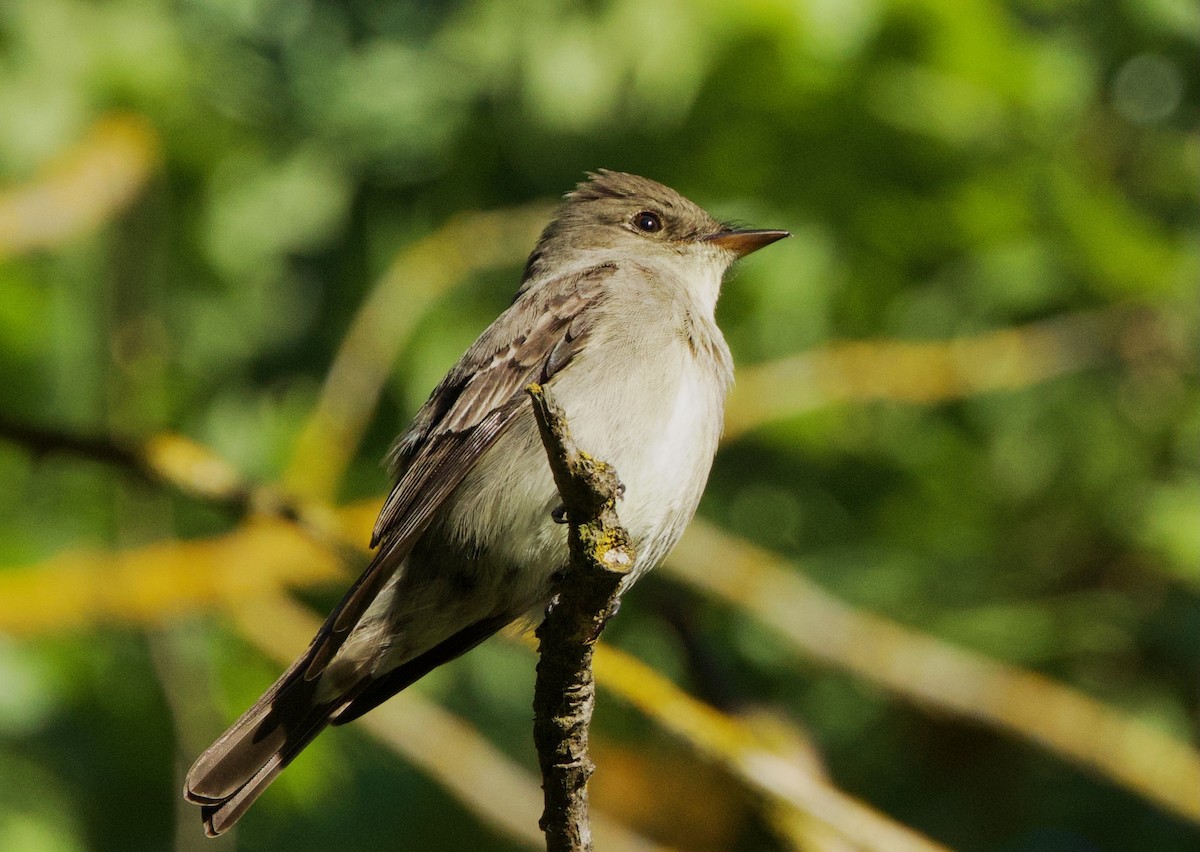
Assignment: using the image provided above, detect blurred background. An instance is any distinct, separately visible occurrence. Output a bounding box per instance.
[0,0,1197,850]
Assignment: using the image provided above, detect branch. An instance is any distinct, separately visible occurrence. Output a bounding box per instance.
[0,417,154,481]
[525,383,635,852]
[591,644,951,852]
[0,419,318,528]
[723,304,1171,439]
[665,520,1200,825]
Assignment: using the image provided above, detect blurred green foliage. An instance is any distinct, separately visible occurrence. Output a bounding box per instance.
[0,0,1197,850]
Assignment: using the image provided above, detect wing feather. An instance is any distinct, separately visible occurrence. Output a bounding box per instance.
[309,262,614,670]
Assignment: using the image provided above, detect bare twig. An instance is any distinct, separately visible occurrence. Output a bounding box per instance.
[526,383,636,852]
[666,521,1200,825]
[0,417,155,481]
[592,644,951,852]
[0,419,335,540]
[723,304,1173,439]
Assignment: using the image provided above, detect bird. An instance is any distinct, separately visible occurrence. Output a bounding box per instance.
[184,170,788,835]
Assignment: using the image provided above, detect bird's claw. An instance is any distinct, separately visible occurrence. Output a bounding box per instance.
[590,598,622,640]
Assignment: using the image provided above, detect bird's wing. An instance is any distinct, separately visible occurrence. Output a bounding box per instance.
[308,261,616,673]
[183,262,615,832]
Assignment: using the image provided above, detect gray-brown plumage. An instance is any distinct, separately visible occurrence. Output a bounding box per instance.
[184,170,787,835]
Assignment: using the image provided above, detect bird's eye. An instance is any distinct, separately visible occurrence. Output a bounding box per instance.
[633,211,663,233]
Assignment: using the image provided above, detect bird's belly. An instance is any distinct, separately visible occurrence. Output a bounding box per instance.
[541,354,722,581]
[592,364,721,576]
[429,349,723,616]
[364,349,724,671]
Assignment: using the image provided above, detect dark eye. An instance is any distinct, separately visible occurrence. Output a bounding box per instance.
[633,211,662,233]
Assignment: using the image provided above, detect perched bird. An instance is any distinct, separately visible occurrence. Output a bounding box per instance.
[184,170,788,835]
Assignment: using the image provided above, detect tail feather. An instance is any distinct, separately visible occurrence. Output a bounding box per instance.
[184,652,338,835]
[199,755,285,837]
[331,613,512,725]
[185,613,517,833]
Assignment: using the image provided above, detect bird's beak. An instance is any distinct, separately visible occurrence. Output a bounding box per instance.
[704,228,790,258]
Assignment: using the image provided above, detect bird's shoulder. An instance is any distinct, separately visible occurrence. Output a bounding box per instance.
[367,261,618,553]
[386,262,616,470]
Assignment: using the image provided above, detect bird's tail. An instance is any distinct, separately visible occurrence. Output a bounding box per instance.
[183,611,515,835]
[183,651,338,837]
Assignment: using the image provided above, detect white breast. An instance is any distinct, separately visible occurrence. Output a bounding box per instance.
[583,348,725,582]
